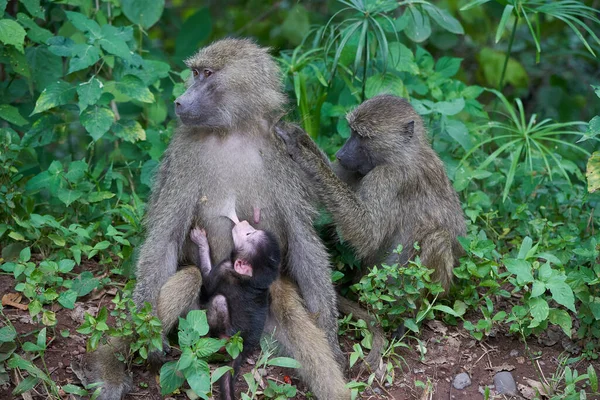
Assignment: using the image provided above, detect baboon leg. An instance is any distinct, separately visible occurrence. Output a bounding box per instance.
[82,337,132,400]
[285,222,345,368]
[206,294,230,334]
[420,230,455,292]
[337,295,385,371]
[268,280,350,400]
[157,266,203,334]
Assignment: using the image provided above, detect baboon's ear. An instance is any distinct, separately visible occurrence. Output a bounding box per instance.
[404,120,415,139]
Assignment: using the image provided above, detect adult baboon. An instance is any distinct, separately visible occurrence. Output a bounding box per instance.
[86,38,349,400]
[277,95,466,292]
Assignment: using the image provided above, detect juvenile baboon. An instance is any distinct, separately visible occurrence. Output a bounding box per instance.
[277,95,466,292]
[87,38,350,400]
[190,218,280,400]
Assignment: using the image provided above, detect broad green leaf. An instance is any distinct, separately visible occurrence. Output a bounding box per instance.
[530,281,546,297]
[58,290,77,309]
[404,7,431,43]
[183,359,210,397]
[587,151,600,193]
[81,106,115,141]
[98,25,136,63]
[31,81,76,115]
[159,361,185,395]
[17,13,52,43]
[58,259,76,273]
[19,0,44,19]
[112,119,146,142]
[77,78,103,112]
[0,104,28,126]
[422,4,464,35]
[546,280,576,312]
[61,384,87,395]
[477,48,528,88]
[121,0,164,29]
[281,4,310,45]
[434,98,465,115]
[12,376,39,395]
[110,75,154,103]
[57,188,83,206]
[388,42,419,74]
[195,337,226,358]
[65,11,101,38]
[19,247,30,262]
[548,308,572,337]
[0,19,27,53]
[68,44,101,74]
[25,47,63,90]
[517,236,533,260]
[0,326,16,342]
[503,258,534,283]
[71,271,99,296]
[528,297,549,325]
[445,119,473,151]
[47,36,75,57]
[578,115,600,143]
[186,310,210,336]
[0,0,6,17]
[435,56,462,78]
[365,73,405,99]
[211,366,232,384]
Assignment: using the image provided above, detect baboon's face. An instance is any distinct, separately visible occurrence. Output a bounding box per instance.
[174,67,223,127]
[336,132,376,176]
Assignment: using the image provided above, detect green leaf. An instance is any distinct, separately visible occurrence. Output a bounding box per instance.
[65,11,101,38]
[211,366,232,384]
[31,81,76,115]
[548,308,572,337]
[503,258,534,284]
[546,280,576,312]
[267,357,302,369]
[587,151,600,193]
[578,115,600,143]
[0,19,27,53]
[0,104,28,126]
[528,297,549,325]
[47,36,75,57]
[87,191,115,203]
[61,384,87,395]
[19,0,44,19]
[112,119,146,142]
[435,57,462,78]
[68,44,101,74]
[57,188,83,206]
[81,106,115,141]
[111,75,154,103]
[13,376,39,395]
[183,359,210,397]
[159,361,185,395]
[98,25,135,63]
[404,7,431,43]
[0,326,16,342]
[434,98,465,116]
[71,271,99,297]
[422,4,464,35]
[17,13,52,43]
[477,48,528,88]
[58,259,76,273]
[58,290,78,309]
[77,78,103,113]
[388,42,419,74]
[530,281,546,297]
[19,247,30,262]
[0,0,6,17]
[445,119,473,151]
[186,310,209,336]
[496,5,514,43]
[121,0,165,29]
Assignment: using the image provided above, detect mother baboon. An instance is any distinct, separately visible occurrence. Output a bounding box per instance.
[87,38,349,400]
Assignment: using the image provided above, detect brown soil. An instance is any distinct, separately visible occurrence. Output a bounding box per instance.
[1,267,599,400]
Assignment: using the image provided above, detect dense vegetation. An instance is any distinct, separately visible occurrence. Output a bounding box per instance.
[0,0,599,398]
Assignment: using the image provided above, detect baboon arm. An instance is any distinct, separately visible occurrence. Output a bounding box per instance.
[298,144,396,260]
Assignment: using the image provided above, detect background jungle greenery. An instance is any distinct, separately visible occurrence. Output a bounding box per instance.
[0,0,600,398]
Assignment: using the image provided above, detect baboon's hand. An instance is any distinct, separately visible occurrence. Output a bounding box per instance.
[275,125,303,161]
[190,227,208,249]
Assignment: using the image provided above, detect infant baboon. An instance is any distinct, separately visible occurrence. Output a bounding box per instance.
[190,217,280,400]
[277,95,466,292]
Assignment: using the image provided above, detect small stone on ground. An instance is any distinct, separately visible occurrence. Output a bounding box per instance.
[452,372,471,390]
[494,371,517,395]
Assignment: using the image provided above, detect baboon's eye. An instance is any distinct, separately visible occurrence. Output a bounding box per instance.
[192,69,199,77]
[203,69,213,78]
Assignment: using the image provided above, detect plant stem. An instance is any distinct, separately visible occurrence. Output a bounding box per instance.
[361,33,368,102]
[499,13,519,90]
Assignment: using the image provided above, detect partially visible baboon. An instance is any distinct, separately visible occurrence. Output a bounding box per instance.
[190,219,280,400]
[277,95,466,292]
[86,38,350,400]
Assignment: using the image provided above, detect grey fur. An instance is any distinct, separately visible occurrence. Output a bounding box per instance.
[278,94,466,291]
[87,38,349,400]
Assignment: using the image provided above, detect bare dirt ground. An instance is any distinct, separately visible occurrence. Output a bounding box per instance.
[1,268,599,400]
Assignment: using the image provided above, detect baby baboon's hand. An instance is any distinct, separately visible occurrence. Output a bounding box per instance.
[190,227,208,249]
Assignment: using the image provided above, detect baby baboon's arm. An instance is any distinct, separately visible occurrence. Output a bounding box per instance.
[190,227,212,276]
